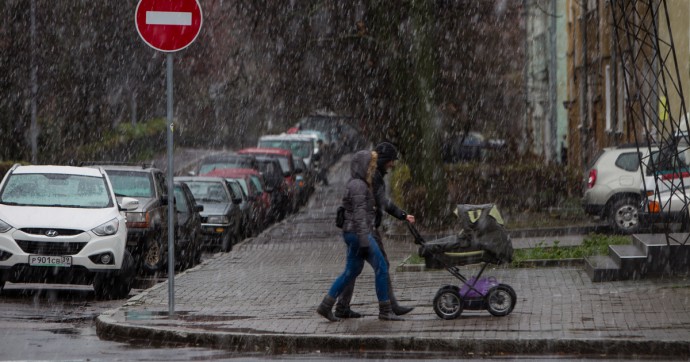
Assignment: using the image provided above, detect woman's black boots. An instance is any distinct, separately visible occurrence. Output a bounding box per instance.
[334,305,362,318]
[379,301,404,321]
[389,286,414,315]
[317,295,340,322]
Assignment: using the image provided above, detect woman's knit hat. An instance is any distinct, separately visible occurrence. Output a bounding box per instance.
[375,142,399,167]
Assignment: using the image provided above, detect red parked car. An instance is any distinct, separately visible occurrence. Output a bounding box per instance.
[238,147,298,216]
[203,168,271,237]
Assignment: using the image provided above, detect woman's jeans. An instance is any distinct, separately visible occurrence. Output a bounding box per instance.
[327,232,390,302]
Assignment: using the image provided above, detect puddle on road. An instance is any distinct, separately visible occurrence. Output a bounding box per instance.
[124,310,185,321]
[47,328,80,335]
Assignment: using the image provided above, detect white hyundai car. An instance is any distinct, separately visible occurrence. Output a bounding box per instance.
[0,164,138,298]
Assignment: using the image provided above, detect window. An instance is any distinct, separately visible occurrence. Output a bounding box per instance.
[228,182,245,201]
[107,171,153,198]
[615,152,640,172]
[186,181,228,203]
[249,175,263,195]
[174,187,188,213]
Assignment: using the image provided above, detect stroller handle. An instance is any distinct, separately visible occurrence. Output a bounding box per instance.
[405,221,426,245]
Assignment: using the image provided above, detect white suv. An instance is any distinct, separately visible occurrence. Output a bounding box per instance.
[582,145,657,234]
[0,165,138,299]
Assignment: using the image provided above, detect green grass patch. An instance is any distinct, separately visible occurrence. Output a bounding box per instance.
[510,234,631,266]
[405,254,425,265]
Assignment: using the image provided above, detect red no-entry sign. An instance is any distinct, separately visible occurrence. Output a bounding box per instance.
[135,0,202,52]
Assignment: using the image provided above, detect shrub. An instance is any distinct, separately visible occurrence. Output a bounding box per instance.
[389,160,583,227]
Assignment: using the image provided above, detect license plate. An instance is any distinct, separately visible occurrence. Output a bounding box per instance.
[29,255,72,267]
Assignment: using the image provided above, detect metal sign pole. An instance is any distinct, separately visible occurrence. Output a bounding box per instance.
[166,53,175,316]
[136,0,203,318]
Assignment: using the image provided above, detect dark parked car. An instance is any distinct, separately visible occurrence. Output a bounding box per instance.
[90,163,173,274]
[173,181,203,270]
[442,132,486,163]
[238,147,296,219]
[225,179,253,239]
[174,176,243,252]
[203,168,271,237]
[253,157,287,222]
[293,156,313,207]
[441,132,506,163]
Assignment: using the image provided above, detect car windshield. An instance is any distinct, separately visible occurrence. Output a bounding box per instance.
[106,170,154,198]
[258,156,290,174]
[185,181,229,203]
[0,173,112,208]
[258,140,311,158]
[198,159,251,175]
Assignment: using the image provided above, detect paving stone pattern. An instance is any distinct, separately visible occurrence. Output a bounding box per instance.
[98,154,690,357]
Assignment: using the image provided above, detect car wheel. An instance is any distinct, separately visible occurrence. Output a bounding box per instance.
[608,197,640,234]
[93,250,135,300]
[142,237,166,273]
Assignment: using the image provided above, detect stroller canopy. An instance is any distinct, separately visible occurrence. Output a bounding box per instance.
[420,204,513,265]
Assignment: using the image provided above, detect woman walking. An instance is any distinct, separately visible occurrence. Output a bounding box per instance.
[316,150,402,321]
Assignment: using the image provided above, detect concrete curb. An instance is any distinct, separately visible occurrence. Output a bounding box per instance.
[95,310,690,358]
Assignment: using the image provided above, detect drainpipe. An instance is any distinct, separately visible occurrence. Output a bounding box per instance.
[579,0,589,169]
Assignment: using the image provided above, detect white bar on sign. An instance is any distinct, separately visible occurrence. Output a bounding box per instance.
[146,11,192,26]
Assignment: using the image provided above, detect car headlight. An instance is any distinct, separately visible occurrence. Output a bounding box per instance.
[126,211,149,228]
[206,215,229,224]
[92,218,120,236]
[0,219,13,233]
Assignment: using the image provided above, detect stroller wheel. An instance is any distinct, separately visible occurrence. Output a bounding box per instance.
[485,284,517,316]
[433,285,463,320]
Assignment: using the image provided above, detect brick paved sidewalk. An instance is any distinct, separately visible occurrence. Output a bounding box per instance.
[97,155,690,358]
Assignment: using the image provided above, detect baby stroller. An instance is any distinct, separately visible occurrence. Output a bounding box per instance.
[408,204,517,320]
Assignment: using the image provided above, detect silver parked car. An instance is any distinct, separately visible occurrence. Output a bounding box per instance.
[582,145,656,234]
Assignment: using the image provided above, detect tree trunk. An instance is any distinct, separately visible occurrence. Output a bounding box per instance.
[371,0,446,225]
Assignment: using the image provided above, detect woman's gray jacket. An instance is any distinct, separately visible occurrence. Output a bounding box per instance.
[341,150,377,249]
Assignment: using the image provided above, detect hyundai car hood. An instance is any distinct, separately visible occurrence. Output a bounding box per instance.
[0,205,119,231]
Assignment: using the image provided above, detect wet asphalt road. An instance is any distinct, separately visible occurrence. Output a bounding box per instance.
[0,149,238,361]
[0,280,240,361]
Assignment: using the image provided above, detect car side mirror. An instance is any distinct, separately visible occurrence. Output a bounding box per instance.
[119,197,139,211]
[232,196,242,205]
[161,195,169,206]
[195,204,204,212]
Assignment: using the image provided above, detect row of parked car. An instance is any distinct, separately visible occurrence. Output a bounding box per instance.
[582,140,690,234]
[0,116,359,299]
